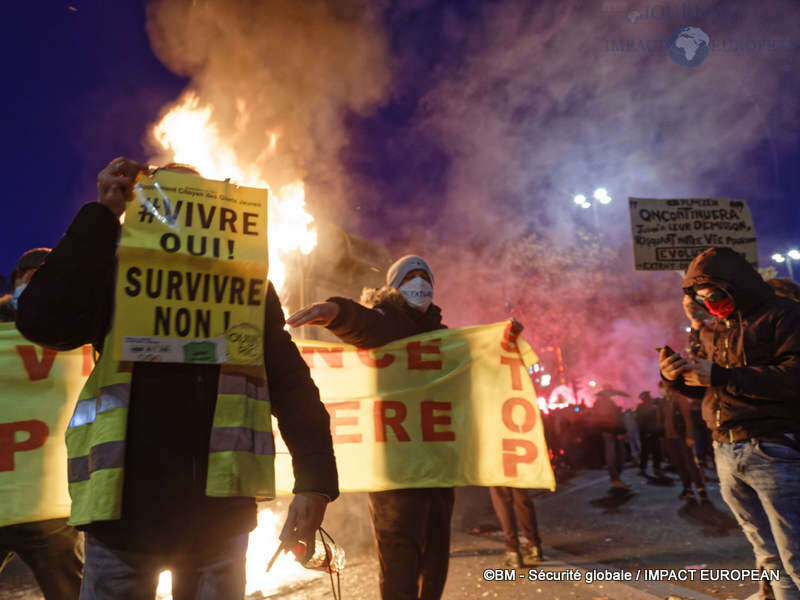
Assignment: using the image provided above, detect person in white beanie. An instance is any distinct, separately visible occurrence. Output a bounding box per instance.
[289,254,452,600]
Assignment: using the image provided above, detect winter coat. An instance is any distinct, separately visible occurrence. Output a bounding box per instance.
[326,287,445,348]
[669,247,800,443]
[16,202,338,552]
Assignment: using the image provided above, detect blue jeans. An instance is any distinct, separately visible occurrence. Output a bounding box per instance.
[80,533,248,600]
[714,439,800,600]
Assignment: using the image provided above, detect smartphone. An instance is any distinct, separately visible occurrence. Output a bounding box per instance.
[656,345,676,357]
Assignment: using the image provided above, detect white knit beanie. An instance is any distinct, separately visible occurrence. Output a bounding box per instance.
[386,255,434,289]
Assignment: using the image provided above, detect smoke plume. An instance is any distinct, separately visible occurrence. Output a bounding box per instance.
[145,0,391,225]
[356,0,800,403]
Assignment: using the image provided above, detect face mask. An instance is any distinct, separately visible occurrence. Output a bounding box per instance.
[704,295,735,319]
[11,283,27,310]
[399,277,433,311]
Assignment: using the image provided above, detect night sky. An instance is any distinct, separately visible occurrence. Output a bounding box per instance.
[2,0,799,395]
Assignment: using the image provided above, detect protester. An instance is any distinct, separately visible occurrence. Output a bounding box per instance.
[660,385,707,502]
[590,387,630,489]
[287,254,452,600]
[488,320,544,569]
[16,157,338,600]
[660,247,800,599]
[621,407,641,467]
[489,486,543,568]
[634,390,663,478]
[0,248,83,600]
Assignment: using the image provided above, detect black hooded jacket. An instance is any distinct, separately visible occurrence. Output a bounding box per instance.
[668,247,800,442]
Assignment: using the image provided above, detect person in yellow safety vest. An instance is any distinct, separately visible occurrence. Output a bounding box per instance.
[16,157,339,600]
[0,248,83,599]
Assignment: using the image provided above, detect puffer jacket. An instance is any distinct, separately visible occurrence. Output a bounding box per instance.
[326,287,445,349]
[669,247,800,443]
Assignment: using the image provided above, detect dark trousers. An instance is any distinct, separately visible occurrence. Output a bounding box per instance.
[664,438,705,490]
[79,532,247,600]
[639,432,662,472]
[488,487,541,552]
[368,487,455,600]
[602,432,624,480]
[0,518,83,600]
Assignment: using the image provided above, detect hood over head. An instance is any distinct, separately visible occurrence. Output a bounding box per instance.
[683,247,772,314]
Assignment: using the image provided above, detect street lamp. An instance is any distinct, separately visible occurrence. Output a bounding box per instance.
[772,249,800,281]
[573,194,589,209]
[593,188,612,205]
[572,188,612,226]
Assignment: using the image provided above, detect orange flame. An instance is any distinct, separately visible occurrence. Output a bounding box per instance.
[151,92,317,292]
[155,507,321,599]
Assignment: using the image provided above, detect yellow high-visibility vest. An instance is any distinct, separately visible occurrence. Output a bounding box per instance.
[66,329,275,526]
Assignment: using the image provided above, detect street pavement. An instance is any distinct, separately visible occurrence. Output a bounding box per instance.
[0,466,772,599]
[263,465,765,600]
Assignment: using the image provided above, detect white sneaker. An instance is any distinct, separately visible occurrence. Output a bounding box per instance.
[502,551,521,568]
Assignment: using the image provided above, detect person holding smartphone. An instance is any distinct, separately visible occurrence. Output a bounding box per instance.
[659,247,800,600]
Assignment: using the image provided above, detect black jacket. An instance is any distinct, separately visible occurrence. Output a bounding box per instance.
[668,247,800,442]
[16,202,338,551]
[326,293,445,349]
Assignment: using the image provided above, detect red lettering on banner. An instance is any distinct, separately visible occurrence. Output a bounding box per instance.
[300,347,344,369]
[0,420,49,471]
[421,401,455,441]
[82,345,94,376]
[407,339,442,370]
[502,438,537,477]
[373,401,410,442]
[15,345,58,381]
[327,401,362,444]
[357,349,396,369]
[500,322,521,352]
[500,356,525,390]
[501,397,537,433]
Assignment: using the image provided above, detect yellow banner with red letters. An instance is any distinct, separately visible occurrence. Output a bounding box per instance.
[0,323,92,527]
[0,320,553,525]
[274,321,555,493]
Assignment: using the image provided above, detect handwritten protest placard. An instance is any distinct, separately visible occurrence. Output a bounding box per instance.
[628,197,758,271]
[112,171,269,365]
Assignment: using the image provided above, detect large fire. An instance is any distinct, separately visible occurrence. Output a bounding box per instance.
[151,93,322,598]
[155,507,323,599]
[152,92,317,292]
